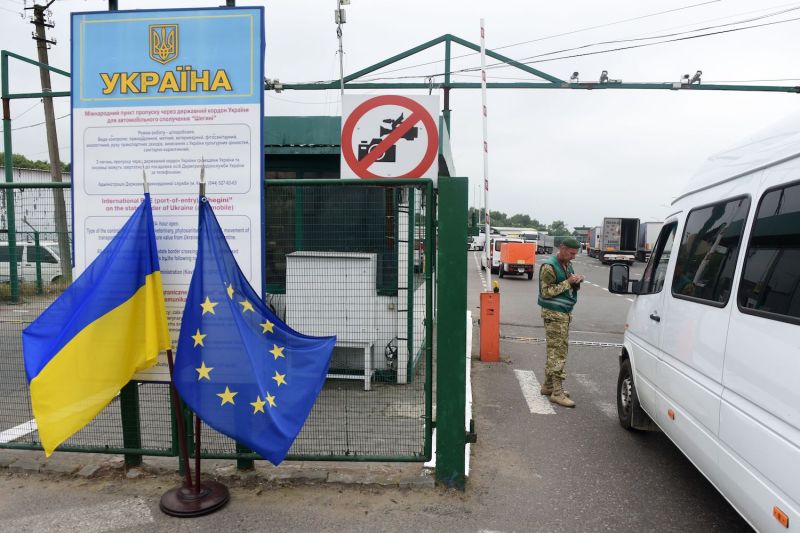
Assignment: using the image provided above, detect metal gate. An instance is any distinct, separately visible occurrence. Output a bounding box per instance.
[0,179,434,463]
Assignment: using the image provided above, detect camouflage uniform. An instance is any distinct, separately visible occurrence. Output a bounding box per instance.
[539,262,577,382]
[541,307,571,381]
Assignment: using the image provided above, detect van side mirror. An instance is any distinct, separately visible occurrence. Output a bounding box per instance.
[609,263,632,294]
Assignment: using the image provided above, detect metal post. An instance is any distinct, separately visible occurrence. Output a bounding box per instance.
[479,20,491,287]
[435,177,468,489]
[443,37,451,132]
[119,382,143,468]
[32,4,73,286]
[336,0,345,99]
[2,93,20,303]
[406,187,415,383]
[423,182,434,460]
[33,231,42,294]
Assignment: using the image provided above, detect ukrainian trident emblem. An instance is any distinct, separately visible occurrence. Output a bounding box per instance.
[149,24,179,65]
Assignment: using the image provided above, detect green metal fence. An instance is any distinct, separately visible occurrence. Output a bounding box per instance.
[0,179,433,463]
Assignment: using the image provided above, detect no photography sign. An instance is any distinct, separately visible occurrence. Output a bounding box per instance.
[341,94,439,180]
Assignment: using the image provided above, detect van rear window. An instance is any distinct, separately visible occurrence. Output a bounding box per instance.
[672,196,750,305]
[738,182,800,323]
[0,245,23,262]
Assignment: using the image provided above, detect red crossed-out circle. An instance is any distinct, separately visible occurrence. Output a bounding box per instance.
[341,95,438,179]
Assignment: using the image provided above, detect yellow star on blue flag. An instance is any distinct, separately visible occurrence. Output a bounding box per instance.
[174,196,335,465]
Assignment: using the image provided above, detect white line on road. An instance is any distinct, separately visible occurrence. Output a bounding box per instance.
[626,298,634,302]
[514,369,556,415]
[3,497,154,533]
[0,419,37,444]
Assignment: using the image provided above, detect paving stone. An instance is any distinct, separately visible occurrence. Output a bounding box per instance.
[76,464,101,478]
[41,461,80,475]
[8,458,41,473]
[264,468,327,483]
[0,453,17,468]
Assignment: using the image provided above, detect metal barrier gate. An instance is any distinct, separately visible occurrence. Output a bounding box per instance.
[0,179,433,463]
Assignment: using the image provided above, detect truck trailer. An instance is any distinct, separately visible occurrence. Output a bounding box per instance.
[599,217,639,264]
[636,221,663,262]
[537,232,555,255]
[586,226,602,258]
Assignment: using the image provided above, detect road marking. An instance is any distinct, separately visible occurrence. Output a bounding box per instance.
[601,287,608,291]
[513,369,556,415]
[3,497,154,532]
[0,419,37,444]
[626,298,634,302]
[473,252,489,291]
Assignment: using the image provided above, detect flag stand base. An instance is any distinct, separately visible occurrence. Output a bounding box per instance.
[159,480,230,517]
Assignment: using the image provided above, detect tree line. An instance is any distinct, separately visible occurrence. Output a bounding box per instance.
[0,152,71,173]
[468,207,576,236]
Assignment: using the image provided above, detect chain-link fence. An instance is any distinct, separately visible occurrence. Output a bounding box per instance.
[0,178,433,462]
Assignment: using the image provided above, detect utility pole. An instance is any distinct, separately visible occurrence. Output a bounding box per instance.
[30,0,72,284]
[335,0,347,99]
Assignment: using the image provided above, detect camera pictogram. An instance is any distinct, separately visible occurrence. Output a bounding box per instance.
[357,114,419,163]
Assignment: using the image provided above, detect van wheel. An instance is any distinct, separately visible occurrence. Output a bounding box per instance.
[617,359,641,431]
[51,275,63,285]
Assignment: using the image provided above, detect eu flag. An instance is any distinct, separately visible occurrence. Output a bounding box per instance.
[173,197,335,465]
[22,193,171,456]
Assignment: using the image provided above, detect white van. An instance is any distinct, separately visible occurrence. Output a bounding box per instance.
[0,241,64,284]
[609,116,800,532]
[480,237,523,273]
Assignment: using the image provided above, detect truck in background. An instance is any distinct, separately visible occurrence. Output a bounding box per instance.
[469,232,486,251]
[586,226,602,258]
[636,221,663,262]
[498,241,537,280]
[537,232,555,255]
[599,217,639,264]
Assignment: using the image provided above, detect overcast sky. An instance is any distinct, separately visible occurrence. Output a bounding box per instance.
[2,0,800,228]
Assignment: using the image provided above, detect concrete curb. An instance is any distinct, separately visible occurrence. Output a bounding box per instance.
[0,448,435,489]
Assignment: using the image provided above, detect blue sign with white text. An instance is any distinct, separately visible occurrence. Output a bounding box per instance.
[72,7,263,108]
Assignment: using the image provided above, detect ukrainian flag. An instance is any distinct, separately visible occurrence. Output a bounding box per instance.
[22,194,171,456]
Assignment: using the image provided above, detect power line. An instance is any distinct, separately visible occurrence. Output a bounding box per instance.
[12,100,42,121]
[491,0,723,52]
[353,15,800,83]
[295,0,728,84]
[491,5,800,65]
[1,113,70,133]
[498,14,800,70]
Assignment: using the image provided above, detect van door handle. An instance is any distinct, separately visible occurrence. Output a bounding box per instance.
[649,313,661,322]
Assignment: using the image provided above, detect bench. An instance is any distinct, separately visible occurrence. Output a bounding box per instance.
[326,340,375,391]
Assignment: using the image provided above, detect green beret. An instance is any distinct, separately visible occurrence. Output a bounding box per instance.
[561,237,581,249]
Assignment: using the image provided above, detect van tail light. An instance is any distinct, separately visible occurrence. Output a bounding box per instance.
[773,506,789,528]
[667,409,675,420]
